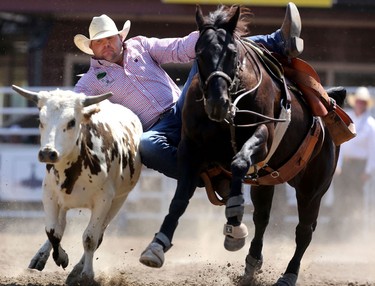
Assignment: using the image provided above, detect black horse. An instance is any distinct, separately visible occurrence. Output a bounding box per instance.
[141,5,346,286]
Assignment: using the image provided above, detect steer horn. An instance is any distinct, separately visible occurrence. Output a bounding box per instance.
[12,85,39,103]
[83,92,113,107]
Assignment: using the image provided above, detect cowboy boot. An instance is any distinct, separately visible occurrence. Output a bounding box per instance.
[280,2,304,58]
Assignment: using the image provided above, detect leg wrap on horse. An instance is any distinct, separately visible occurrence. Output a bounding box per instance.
[225,195,245,222]
[223,195,248,251]
[154,232,172,252]
[139,232,171,268]
[239,254,263,285]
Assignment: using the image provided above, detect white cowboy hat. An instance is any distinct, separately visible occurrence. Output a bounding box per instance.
[347,86,373,108]
[74,14,131,55]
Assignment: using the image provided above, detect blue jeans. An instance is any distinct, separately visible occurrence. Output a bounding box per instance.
[139,31,283,180]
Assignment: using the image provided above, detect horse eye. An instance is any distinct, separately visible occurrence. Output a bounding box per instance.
[67,119,76,129]
[214,43,222,51]
[39,122,44,129]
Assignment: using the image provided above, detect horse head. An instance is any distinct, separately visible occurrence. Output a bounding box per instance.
[195,5,241,122]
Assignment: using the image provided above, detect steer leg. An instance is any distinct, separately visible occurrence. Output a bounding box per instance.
[224,125,269,251]
[67,189,121,285]
[43,195,69,270]
[30,186,68,271]
[28,239,52,271]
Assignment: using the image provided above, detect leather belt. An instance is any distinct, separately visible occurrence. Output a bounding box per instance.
[150,107,174,129]
[159,107,174,121]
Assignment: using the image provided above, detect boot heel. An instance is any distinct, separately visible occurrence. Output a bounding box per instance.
[285,37,304,58]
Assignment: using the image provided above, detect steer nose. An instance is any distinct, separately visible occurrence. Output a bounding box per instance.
[38,147,59,163]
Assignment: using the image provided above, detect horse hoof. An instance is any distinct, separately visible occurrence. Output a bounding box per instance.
[244,254,263,277]
[224,235,246,251]
[239,275,255,286]
[139,242,165,268]
[223,223,248,251]
[66,273,98,286]
[275,273,298,286]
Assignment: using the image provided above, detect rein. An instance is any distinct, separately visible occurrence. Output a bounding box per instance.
[196,27,291,156]
[197,27,287,128]
[226,38,289,128]
[197,25,239,96]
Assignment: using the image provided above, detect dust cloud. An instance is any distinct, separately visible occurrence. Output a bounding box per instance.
[0,183,375,286]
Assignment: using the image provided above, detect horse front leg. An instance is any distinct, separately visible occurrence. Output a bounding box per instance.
[274,196,321,286]
[275,184,328,286]
[241,185,274,285]
[140,138,202,268]
[275,142,335,286]
[224,124,269,251]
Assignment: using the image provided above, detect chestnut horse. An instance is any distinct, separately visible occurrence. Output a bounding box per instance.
[141,5,344,286]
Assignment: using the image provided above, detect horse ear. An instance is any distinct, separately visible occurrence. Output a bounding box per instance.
[226,5,240,32]
[196,5,205,30]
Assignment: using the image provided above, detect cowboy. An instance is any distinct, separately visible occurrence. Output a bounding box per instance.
[73,3,304,181]
[334,86,375,235]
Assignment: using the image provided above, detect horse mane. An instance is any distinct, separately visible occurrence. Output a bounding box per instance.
[206,5,253,37]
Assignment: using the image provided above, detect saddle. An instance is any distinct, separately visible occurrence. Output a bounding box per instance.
[201,40,356,206]
[275,54,356,146]
[251,42,356,146]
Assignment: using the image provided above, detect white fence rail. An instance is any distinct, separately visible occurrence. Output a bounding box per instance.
[1,86,374,234]
[0,86,72,135]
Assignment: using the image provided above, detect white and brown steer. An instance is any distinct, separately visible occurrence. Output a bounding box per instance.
[12,85,143,285]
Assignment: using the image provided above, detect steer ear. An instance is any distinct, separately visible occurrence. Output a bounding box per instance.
[12,85,39,104]
[83,92,113,107]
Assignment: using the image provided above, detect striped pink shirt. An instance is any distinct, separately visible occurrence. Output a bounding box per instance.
[74,31,199,131]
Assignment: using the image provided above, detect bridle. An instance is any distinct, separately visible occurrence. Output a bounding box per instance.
[196,25,240,95]
[196,26,288,128]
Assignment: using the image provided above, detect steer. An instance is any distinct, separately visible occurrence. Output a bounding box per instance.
[12,85,143,285]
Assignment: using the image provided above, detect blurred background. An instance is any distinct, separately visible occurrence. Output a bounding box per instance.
[0,0,374,241]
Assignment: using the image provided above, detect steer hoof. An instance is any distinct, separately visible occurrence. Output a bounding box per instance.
[223,223,248,251]
[139,242,165,268]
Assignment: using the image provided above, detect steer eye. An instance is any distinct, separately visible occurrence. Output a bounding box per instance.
[67,119,76,129]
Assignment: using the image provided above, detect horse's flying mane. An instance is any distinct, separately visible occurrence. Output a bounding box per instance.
[206,5,253,37]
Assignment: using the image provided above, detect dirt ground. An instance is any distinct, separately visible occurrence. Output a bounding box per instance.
[0,212,375,286]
